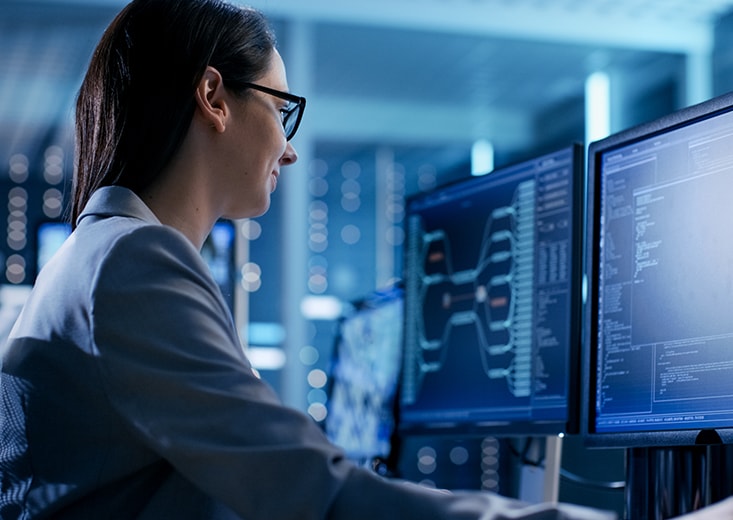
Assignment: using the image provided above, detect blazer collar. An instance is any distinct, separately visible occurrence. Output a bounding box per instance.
[76,186,161,227]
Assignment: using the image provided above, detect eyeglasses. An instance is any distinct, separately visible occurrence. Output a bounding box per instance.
[243,82,306,141]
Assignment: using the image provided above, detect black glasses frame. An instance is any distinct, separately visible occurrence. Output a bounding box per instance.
[243,82,306,141]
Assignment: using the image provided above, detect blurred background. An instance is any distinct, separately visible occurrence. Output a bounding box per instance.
[6,0,733,512]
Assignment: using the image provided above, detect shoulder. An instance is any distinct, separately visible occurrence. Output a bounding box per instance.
[84,220,216,300]
[87,219,235,343]
[95,220,204,272]
[73,186,204,279]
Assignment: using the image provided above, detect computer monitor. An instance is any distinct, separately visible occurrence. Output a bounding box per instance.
[398,144,584,437]
[324,286,403,466]
[200,220,237,311]
[583,91,733,448]
[35,221,72,275]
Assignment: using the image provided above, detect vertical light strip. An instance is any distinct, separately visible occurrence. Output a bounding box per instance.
[685,51,713,107]
[375,146,395,287]
[585,71,611,146]
[471,139,494,176]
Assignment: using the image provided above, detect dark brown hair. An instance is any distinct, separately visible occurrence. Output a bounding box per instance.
[72,0,275,226]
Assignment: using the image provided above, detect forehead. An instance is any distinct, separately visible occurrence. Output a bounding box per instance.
[259,49,289,91]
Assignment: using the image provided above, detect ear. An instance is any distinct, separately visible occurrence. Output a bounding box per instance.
[194,66,229,133]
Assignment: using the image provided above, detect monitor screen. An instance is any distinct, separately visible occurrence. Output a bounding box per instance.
[200,220,237,311]
[583,91,733,447]
[325,286,403,465]
[36,221,72,276]
[398,144,584,436]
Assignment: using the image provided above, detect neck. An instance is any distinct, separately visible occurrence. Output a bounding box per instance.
[139,99,226,249]
[139,171,216,250]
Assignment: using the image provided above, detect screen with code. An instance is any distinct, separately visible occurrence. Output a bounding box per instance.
[585,92,733,446]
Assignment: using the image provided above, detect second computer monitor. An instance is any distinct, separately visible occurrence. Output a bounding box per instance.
[325,286,403,465]
[583,91,733,448]
[399,144,584,437]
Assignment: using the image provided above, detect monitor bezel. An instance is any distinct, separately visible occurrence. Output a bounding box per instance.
[396,143,585,438]
[582,91,733,448]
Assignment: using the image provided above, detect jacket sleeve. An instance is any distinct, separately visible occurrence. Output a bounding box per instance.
[89,225,615,520]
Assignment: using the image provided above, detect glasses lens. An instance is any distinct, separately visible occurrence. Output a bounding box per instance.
[284,101,302,141]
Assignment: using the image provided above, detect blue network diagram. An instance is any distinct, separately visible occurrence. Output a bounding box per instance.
[399,149,578,433]
[407,179,536,398]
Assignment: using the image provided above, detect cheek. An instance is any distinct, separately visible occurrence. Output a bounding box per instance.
[254,113,288,157]
[235,113,286,173]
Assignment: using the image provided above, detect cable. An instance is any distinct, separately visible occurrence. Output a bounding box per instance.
[559,468,625,490]
[507,437,626,491]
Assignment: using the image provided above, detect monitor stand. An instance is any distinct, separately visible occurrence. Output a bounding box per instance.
[625,443,733,519]
[517,435,563,504]
[543,435,563,503]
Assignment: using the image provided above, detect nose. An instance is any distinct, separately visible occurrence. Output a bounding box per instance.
[281,141,298,166]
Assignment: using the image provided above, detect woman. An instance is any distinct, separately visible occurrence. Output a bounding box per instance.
[0,0,729,518]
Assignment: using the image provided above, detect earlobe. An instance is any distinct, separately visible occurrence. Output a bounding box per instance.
[195,66,228,133]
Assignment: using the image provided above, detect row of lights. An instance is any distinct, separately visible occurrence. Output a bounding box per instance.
[303,158,363,419]
[413,437,501,492]
[5,147,66,284]
[384,161,406,247]
[301,156,442,422]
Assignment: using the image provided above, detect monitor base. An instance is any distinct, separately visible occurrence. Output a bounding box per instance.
[625,444,733,519]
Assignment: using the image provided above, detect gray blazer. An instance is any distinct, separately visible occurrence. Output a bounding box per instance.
[0,186,613,519]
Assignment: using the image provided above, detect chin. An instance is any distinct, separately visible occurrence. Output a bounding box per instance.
[226,200,271,220]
